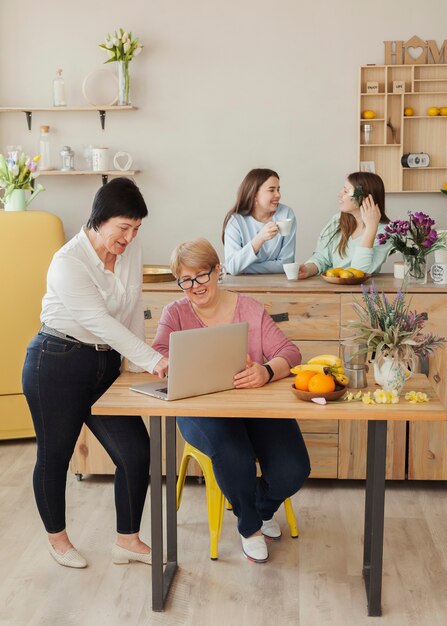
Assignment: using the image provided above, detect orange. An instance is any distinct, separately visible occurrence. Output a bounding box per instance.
[440,107,447,116]
[362,110,376,119]
[308,373,336,394]
[295,370,317,391]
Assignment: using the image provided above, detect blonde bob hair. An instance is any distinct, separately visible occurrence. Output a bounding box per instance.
[170,238,220,278]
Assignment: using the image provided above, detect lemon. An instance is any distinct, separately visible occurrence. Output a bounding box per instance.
[443,182,447,190]
[325,269,338,278]
[404,107,414,116]
[440,107,447,116]
[347,268,365,278]
[427,107,440,116]
[339,270,354,279]
[362,110,376,119]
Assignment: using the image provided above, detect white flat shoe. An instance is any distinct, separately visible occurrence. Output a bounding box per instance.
[47,542,87,568]
[261,517,282,540]
[240,534,268,563]
[112,544,153,565]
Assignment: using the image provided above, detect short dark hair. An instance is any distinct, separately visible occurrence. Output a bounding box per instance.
[86,177,148,231]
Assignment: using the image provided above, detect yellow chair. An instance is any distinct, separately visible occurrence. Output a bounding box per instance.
[176,440,299,560]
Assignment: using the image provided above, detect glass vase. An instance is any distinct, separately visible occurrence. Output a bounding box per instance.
[403,254,427,284]
[117,60,131,106]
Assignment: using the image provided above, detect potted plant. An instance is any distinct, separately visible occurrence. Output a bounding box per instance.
[376,211,447,283]
[99,28,143,106]
[345,282,444,394]
[0,151,44,211]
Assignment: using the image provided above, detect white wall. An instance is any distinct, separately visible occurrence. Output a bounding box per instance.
[1,0,447,269]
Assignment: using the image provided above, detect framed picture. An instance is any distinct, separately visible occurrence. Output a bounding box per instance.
[360,161,376,173]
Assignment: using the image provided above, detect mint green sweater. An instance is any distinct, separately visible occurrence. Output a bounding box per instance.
[306,214,393,274]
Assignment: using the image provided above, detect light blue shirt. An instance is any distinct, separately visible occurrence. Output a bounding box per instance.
[306,213,393,274]
[224,204,296,275]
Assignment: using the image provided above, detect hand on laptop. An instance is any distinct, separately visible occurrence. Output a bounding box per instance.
[233,355,270,389]
[153,356,169,379]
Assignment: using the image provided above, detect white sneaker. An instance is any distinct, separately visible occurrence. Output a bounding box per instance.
[261,517,282,540]
[47,542,87,568]
[240,534,268,563]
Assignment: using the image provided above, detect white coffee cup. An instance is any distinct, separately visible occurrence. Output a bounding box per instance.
[283,262,299,280]
[276,219,292,236]
[430,263,447,285]
[91,147,109,171]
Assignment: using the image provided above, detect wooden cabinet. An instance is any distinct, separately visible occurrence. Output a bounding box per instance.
[359,64,447,192]
[71,275,447,480]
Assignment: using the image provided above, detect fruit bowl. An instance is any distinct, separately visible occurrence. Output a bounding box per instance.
[321,273,371,285]
[291,384,347,402]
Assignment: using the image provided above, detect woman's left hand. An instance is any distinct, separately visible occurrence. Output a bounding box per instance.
[360,194,381,230]
[233,355,270,389]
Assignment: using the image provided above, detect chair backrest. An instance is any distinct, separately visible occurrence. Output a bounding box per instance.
[0,211,65,394]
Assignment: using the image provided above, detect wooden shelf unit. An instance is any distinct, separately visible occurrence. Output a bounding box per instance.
[359,64,447,192]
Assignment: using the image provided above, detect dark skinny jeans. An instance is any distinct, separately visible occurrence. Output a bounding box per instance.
[22,333,150,535]
[177,416,311,537]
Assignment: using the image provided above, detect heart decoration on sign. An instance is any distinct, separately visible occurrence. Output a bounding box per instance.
[407,46,424,61]
[113,151,133,171]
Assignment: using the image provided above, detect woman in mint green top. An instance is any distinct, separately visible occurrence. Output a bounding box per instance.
[299,171,392,278]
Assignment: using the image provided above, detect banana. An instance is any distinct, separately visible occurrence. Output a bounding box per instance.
[334,373,349,386]
[308,354,342,368]
[290,363,345,376]
[290,364,327,375]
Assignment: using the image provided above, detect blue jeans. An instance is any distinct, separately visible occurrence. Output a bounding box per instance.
[22,333,150,535]
[177,416,311,537]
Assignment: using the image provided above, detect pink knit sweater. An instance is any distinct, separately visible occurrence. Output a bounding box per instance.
[152,293,301,367]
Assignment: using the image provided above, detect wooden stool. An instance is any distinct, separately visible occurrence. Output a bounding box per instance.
[176,440,299,560]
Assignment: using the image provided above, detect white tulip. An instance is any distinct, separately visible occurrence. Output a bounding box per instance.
[122,32,129,42]
[134,45,142,56]
[123,41,131,52]
[112,37,119,46]
[105,40,113,49]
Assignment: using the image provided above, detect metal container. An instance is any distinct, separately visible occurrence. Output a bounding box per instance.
[341,339,368,369]
[344,366,368,389]
[60,145,74,171]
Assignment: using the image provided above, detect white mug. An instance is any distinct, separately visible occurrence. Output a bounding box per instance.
[276,219,292,236]
[283,262,299,280]
[430,263,447,285]
[91,147,109,172]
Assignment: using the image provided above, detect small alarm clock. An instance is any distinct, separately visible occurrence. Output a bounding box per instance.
[401,153,430,168]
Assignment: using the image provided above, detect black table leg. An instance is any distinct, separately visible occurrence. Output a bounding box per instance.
[362,420,387,617]
[149,416,179,611]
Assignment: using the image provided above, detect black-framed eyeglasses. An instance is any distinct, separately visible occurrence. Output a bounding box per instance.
[177,268,214,291]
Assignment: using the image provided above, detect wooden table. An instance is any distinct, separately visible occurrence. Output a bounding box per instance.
[92,372,447,616]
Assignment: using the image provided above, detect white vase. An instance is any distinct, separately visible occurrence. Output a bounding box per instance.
[373,357,410,395]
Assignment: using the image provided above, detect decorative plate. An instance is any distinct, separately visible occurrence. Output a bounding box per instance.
[143,265,176,283]
[321,273,371,285]
[291,384,347,402]
[82,68,118,107]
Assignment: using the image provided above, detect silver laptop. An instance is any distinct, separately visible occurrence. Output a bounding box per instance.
[129,322,248,401]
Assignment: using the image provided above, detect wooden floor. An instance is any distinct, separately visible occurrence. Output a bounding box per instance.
[1,439,447,626]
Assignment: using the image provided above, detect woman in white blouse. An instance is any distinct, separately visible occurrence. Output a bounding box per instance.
[22,178,167,569]
[222,168,297,275]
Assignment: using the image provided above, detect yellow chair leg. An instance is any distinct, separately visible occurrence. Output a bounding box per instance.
[177,440,300,561]
[284,497,299,538]
[176,450,189,510]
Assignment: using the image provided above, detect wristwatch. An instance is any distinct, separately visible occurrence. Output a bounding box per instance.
[263,363,274,383]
